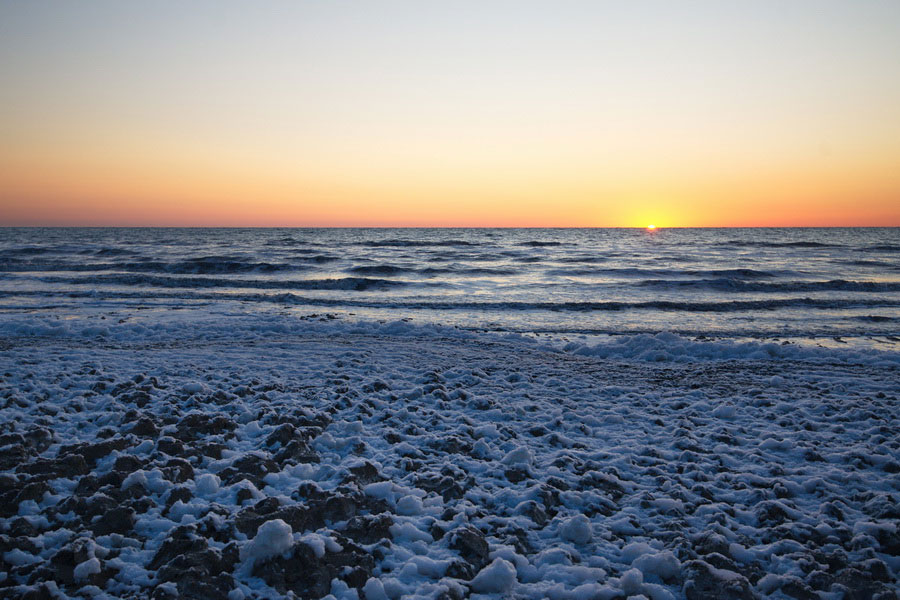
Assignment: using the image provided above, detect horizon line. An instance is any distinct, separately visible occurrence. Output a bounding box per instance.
[2,224,898,229]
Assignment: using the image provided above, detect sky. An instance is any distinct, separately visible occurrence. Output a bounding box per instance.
[1,1,899,227]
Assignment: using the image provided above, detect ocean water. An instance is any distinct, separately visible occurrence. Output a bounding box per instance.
[1,227,897,347]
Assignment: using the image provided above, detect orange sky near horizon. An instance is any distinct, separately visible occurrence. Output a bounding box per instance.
[2,1,899,227]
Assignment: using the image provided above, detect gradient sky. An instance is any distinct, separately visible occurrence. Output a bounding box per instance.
[2,1,899,227]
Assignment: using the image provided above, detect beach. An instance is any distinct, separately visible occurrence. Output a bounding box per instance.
[1,311,898,599]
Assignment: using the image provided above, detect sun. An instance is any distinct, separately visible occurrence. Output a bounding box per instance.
[646,224,657,230]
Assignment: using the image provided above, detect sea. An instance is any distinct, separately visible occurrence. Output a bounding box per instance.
[1,227,898,349]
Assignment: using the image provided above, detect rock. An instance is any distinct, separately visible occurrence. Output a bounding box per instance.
[517,501,548,527]
[691,531,731,557]
[505,468,530,483]
[416,473,467,501]
[152,528,235,600]
[273,439,319,465]
[92,506,135,536]
[348,461,383,485]
[164,486,193,515]
[253,538,374,598]
[43,537,116,588]
[113,455,144,474]
[832,567,898,600]
[342,514,394,545]
[682,560,753,600]
[219,453,279,486]
[66,437,130,465]
[157,437,185,456]
[449,526,489,570]
[163,458,194,483]
[130,417,159,437]
[265,424,296,447]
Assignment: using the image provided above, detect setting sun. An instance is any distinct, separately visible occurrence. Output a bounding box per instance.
[647,224,657,230]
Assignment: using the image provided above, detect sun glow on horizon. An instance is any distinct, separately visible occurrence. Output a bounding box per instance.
[1,2,899,227]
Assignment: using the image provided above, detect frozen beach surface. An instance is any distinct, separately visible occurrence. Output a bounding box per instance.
[1,315,898,599]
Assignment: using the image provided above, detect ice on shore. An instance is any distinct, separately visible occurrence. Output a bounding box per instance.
[0,313,898,599]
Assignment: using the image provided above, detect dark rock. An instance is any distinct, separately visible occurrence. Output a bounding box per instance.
[445,560,476,581]
[7,517,38,538]
[265,424,296,448]
[74,475,100,497]
[164,486,193,515]
[219,453,279,486]
[691,531,731,557]
[157,437,185,456]
[449,526,489,570]
[517,500,548,527]
[198,442,226,460]
[65,437,130,465]
[683,560,753,600]
[253,538,374,598]
[16,481,49,504]
[415,473,468,501]
[113,455,144,474]
[129,417,159,437]
[580,471,625,499]
[348,461,383,485]
[505,468,529,483]
[757,501,791,526]
[44,537,113,587]
[175,414,235,441]
[163,458,194,483]
[781,578,818,600]
[833,567,898,600]
[341,514,393,545]
[0,444,29,472]
[152,528,234,600]
[273,439,319,465]
[92,506,135,536]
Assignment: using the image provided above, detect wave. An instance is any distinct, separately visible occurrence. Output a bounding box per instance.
[93,247,140,256]
[348,265,413,275]
[0,258,305,274]
[838,259,897,268]
[861,245,900,253]
[357,239,480,248]
[38,274,409,291]
[4,289,897,312]
[348,264,516,277]
[418,266,517,276]
[547,267,781,278]
[720,240,842,249]
[636,278,900,293]
[518,241,565,247]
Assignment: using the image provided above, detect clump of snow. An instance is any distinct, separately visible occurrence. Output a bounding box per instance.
[619,568,643,595]
[559,515,592,544]
[182,382,205,395]
[362,578,389,600]
[73,557,101,581]
[501,446,533,467]
[632,551,680,581]
[241,519,293,566]
[396,495,423,516]
[195,473,220,497]
[470,558,517,593]
[711,404,736,419]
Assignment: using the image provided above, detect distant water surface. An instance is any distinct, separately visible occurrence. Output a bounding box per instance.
[1,228,898,347]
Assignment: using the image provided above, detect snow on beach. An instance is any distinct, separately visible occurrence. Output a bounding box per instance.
[1,314,898,599]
